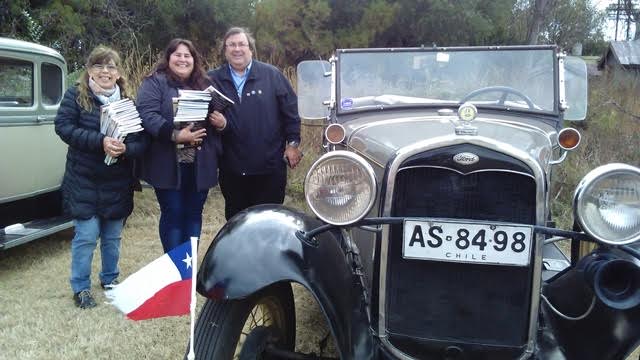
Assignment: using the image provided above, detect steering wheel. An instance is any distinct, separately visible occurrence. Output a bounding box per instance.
[460,86,535,109]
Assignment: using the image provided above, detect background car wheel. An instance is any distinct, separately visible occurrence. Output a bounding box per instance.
[189,282,296,360]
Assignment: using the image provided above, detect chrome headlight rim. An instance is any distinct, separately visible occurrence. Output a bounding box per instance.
[574,163,640,245]
[304,150,377,226]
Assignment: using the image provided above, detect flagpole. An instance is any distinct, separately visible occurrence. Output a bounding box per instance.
[187,236,198,360]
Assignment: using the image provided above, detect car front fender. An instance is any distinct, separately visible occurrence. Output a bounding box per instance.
[197,204,374,360]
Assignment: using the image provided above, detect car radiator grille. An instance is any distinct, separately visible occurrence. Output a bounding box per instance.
[384,145,537,358]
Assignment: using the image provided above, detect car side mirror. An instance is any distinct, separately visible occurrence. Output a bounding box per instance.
[563,56,588,121]
[296,60,331,120]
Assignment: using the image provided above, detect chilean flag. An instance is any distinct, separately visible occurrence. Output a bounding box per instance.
[105,240,194,321]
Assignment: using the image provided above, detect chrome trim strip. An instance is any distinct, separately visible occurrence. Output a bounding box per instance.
[379,337,534,360]
[348,116,554,138]
[0,186,61,204]
[329,55,337,112]
[398,165,536,179]
[378,222,390,336]
[558,53,567,111]
[0,120,56,127]
[377,135,546,359]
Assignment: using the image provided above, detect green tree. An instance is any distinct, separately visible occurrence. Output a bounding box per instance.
[512,0,605,47]
[254,0,333,67]
[35,0,87,70]
[0,0,30,38]
[1,0,611,70]
[334,0,399,48]
[378,0,516,47]
[23,0,242,69]
[542,0,605,49]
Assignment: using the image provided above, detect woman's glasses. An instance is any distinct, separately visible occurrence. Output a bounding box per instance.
[91,64,118,72]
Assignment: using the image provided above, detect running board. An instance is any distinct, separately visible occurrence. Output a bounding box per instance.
[0,216,73,250]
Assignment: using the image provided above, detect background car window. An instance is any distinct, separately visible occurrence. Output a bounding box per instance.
[0,58,33,107]
[41,62,63,105]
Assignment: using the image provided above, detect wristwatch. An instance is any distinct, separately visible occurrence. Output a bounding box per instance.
[287,140,300,148]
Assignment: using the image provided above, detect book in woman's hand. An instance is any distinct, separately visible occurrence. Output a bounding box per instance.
[204,85,234,113]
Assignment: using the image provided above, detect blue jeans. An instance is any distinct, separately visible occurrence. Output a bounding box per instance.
[70,216,124,293]
[154,163,209,253]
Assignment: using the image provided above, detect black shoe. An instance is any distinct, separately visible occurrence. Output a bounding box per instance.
[101,279,119,290]
[73,290,97,309]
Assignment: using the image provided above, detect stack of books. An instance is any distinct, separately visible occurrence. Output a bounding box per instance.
[173,90,212,122]
[100,98,144,165]
[172,86,234,149]
[172,86,234,123]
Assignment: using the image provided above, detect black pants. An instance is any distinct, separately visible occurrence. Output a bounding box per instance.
[219,168,287,220]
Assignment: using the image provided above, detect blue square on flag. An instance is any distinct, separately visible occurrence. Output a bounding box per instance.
[167,241,193,280]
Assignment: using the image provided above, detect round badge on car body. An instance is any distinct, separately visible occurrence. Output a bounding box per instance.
[458,102,477,122]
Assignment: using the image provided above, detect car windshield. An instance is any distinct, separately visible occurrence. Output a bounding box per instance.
[338,48,556,114]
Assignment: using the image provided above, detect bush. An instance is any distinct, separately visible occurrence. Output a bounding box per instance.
[582,38,608,57]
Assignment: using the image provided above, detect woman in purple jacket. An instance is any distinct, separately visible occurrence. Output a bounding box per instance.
[137,39,226,253]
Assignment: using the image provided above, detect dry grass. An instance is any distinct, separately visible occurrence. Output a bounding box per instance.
[0,187,335,360]
[3,177,640,358]
[2,188,638,359]
[551,70,640,229]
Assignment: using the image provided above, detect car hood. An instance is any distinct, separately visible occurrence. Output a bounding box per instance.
[344,113,558,171]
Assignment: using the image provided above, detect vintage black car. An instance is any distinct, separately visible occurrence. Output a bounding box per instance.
[190,45,640,360]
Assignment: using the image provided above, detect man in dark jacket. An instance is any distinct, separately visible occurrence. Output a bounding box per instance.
[209,27,302,220]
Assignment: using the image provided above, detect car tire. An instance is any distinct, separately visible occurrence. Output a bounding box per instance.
[188,282,296,360]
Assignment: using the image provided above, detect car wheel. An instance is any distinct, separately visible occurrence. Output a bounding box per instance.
[189,282,296,360]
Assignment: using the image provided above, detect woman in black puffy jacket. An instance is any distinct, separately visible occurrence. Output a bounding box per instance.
[55,45,147,309]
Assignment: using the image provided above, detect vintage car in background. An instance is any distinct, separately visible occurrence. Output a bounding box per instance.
[190,45,640,359]
[0,37,72,250]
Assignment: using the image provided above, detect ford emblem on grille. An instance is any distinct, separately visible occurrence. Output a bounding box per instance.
[453,152,479,165]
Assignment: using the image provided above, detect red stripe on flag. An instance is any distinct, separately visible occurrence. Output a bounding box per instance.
[127,279,192,321]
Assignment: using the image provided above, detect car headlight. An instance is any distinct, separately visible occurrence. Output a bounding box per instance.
[305,151,377,225]
[574,163,640,245]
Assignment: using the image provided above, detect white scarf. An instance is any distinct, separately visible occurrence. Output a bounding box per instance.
[89,77,121,104]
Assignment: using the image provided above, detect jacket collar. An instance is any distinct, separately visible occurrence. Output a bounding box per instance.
[220,60,261,82]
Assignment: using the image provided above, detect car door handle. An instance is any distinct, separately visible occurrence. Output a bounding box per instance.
[36,115,47,122]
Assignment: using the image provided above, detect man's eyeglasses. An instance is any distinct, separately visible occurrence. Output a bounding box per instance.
[91,64,118,72]
[225,42,249,49]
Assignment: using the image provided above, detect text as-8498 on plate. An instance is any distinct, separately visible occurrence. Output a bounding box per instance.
[402,219,533,266]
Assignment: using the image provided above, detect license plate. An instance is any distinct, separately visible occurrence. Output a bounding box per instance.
[403,219,533,266]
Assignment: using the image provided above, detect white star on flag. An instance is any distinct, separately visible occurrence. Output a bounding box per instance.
[182,252,192,269]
